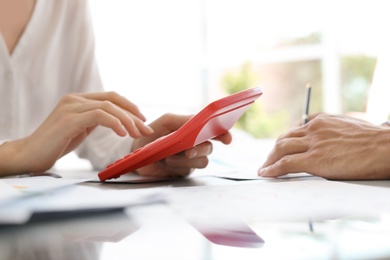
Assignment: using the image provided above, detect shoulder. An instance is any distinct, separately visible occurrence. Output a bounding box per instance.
[42,0,94,36]
[43,0,91,21]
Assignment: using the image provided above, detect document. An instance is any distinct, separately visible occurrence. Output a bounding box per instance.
[0,177,164,224]
[2,176,88,194]
[165,179,390,224]
[193,134,277,180]
[0,176,91,224]
[0,180,22,204]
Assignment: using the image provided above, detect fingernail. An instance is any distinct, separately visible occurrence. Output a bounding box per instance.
[258,168,267,177]
[146,125,154,134]
[189,149,198,158]
[139,113,147,122]
[133,128,141,137]
[120,126,128,136]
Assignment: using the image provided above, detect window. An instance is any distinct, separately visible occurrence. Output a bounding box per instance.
[89,0,388,137]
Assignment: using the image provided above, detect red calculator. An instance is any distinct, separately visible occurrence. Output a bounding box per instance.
[98,87,263,182]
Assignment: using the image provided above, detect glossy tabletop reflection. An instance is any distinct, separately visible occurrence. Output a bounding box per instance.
[2,179,390,260]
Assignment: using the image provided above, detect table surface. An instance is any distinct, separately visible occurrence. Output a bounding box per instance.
[2,136,390,260]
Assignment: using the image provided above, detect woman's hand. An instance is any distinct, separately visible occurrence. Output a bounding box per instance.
[133,113,232,178]
[3,92,153,174]
[258,113,390,180]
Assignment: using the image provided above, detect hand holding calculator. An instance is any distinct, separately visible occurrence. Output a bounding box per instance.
[98,87,263,182]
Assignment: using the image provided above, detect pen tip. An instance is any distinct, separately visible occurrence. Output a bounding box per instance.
[305,83,312,89]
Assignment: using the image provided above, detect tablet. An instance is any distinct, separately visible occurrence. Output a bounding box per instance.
[98,87,263,182]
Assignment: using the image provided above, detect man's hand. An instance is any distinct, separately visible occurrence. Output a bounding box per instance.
[258,113,390,180]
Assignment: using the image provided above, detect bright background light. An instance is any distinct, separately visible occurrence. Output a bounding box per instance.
[88,0,389,123]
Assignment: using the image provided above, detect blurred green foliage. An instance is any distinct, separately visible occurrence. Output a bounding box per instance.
[222,62,288,138]
[276,32,322,47]
[341,55,377,112]
[220,40,376,139]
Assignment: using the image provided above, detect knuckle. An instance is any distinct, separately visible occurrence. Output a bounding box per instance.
[106,91,120,99]
[277,157,291,172]
[101,100,114,110]
[161,113,175,121]
[309,147,321,158]
[197,157,209,169]
[306,118,323,131]
[309,147,327,164]
[59,93,77,104]
[274,139,288,151]
[92,108,105,118]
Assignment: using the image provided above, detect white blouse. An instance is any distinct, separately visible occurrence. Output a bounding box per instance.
[0,0,133,170]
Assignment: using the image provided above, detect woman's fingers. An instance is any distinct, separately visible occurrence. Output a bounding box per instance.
[127,113,154,136]
[73,110,127,137]
[212,132,233,145]
[72,100,153,137]
[61,92,153,138]
[184,141,213,158]
[15,91,155,174]
[79,91,147,121]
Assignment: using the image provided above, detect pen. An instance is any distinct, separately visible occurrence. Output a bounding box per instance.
[303,83,314,233]
[302,83,312,125]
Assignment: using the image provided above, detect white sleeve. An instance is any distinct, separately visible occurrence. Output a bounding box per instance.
[67,0,134,169]
[76,127,134,170]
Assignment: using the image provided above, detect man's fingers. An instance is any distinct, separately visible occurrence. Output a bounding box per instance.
[262,137,309,168]
[258,153,308,178]
[276,125,306,142]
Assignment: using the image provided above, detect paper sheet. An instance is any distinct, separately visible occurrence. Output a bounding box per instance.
[2,176,89,194]
[56,132,275,183]
[192,135,276,180]
[0,180,22,204]
[165,179,390,224]
[0,176,92,224]
[89,172,173,184]
[0,182,164,224]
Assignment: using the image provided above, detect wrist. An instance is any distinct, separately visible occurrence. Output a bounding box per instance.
[0,138,29,176]
[374,128,390,178]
